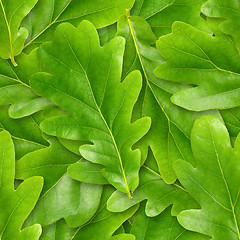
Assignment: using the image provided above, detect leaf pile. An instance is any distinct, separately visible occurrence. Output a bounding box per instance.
[0,0,240,239]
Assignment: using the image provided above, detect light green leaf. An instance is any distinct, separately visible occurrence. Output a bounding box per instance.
[107,152,198,217]
[30,21,151,197]
[130,204,211,240]
[0,49,53,119]
[155,21,240,111]
[175,116,240,240]
[21,0,135,50]
[202,0,240,51]
[118,13,219,183]
[0,0,38,65]
[132,0,209,38]
[0,130,43,239]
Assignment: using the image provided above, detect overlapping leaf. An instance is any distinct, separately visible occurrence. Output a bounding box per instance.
[202,0,240,51]
[71,186,137,240]
[130,204,210,240]
[155,21,240,111]
[0,130,43,239]
[0,105,48,159]
[0,0,38,64]
[0,49,53,118]
[15,134,103,228]
[39,186,137,240]
[25,175,103,228]
[15,136,79,194]
[68,160,109,185]
[30,20,151,197]
[175,116,240,240]
[107,151,198,217]
[21,0,135,50]
[131,0,209,38]
[39,220,75,240]
[118,13,219,183]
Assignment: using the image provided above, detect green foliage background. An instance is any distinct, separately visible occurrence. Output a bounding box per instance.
[0,0,240,239]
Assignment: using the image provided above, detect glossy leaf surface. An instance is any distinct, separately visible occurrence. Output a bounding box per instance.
[0,130,43,239]
[155,21,240,111]
[31,21,151,197]
[175,116,240,239]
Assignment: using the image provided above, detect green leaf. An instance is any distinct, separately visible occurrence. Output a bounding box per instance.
[24,175,103,228]
[58,138,88,155]
[175,116,240,239]
[30,21,151,197]
[71,186,138,240]
[107,152,198,217]
[98,24,117,47]
[0,49,53,118]
[202,0,240,51]
[40,219,75,240]
[130,204,211,240]
[0,0,38,65]
[155,21,240,111]
[118,13,219,183]
[68,160,109,185]
[21,0,135,50]
[40,186,137,240]
[132,0,209,38]
[0,105,48,159]
[0,130,43,239]
[15,134,102,228]
[15,135,79,194]
[221,107,240,142]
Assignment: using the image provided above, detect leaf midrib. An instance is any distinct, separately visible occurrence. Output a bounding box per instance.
[209,119,240,238]
[126,14,189,171]
[0,0,15,65]
[62,32,132,198]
